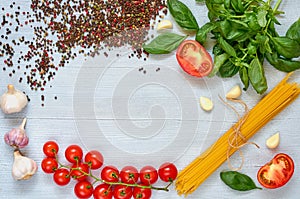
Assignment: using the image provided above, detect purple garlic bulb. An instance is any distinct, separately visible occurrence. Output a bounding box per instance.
[4,118,29,149]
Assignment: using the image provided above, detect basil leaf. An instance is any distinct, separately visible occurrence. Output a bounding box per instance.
[266,52,300,72]
[239,67,249,91]
[272,36,300,59]
[218,37,237,57]
[142,33,187,54]
[195,0,205,2]
[257,9,268,28]
[248,57,267,94]
[286,18,300,43]
[196,22,217,44]
[218,59,239,78]
[167,0,199,31]
[209,53,230,77]
[220,171,262,191]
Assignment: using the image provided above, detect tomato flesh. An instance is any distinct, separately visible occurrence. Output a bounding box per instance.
[176,40,213,77]
[257,153,294,189]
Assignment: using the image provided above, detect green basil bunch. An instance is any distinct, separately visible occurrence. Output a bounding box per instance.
[198,0,300,94]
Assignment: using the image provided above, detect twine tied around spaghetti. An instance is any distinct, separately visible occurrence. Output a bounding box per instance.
[219,96,260,171]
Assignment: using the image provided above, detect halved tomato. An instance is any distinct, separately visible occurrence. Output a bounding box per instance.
[176,40,213,77]
[257,153,294,189]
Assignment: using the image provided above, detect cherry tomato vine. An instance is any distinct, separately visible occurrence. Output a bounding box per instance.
[41,141,178,199]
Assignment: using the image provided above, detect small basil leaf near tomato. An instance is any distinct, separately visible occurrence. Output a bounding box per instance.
[220,171,262,191]
[84,150,104,170]
[257,153,295,189]
[41,157,58,174]
[65,144,83,163]
[93,183,113,199]
[113,185,133,199]
[53,168,71,186]
[167,0,199,31]
[142,33,187,54]
[158,162,178,182]
[74,181,93,199]
[120,166,139,184]
[43,141,59,158]
[176,40,213,77]
[101,165,120,183]
[286,18,300,43]
[140,166,158,185]
[133,185,152,199]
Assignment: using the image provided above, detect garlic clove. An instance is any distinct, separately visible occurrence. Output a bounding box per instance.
[226,85,242,99]
[4,118,29,149]
[266,132,280,149]
[200,96,214,112]
[157,19,173,30]
[0,84,28,114]
[12,150,38,180]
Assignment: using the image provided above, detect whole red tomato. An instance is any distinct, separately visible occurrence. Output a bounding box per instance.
[84,150,104,170]
[43,141,59,158]
[53,168,71,186]
[65,144,83,163]
[257,153,294,189]
[113,185,132,199]
[70,162,90,181]
[139,166,158,185]
[133,185,152,199]
[41,157,58,174]
[101,165,119,183]
[158,162,178,182]
[93,183,113,199]
[176,40,213,77]
[120,166,139,184]
[74,181,93,199]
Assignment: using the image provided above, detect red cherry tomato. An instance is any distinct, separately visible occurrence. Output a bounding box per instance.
[41,157,58,174]
[53,168,71,186]
[113,185,132,199]
[84,150,104,170]
[43,141,59,158]
[158,162,178,182]
[74,181,93,199]
[70,162,90,181]
[257,153,294,189]
[101,165,119,183]
[65,144,83,163]
[176,40,213,77]
[120,166,139,184]
[133,185,152,199]
[93,183,113,199]
[139,166,158,185]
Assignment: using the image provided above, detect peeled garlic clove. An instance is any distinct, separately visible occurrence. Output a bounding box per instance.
[157,20,173,30]
[4,118,29,149]
[12,150,38,180]
[200,96,214,112]
[0,84,28,114]
[226,85,242,99]
[266,132,280,149]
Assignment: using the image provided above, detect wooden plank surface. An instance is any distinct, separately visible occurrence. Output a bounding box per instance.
[0,0,300,198]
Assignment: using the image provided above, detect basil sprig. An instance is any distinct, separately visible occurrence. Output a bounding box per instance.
[142,33,187,54]
[220,171,262,191]
[167,0,199,31]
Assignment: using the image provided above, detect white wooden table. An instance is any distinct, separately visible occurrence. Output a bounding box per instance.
[0,0,299,198]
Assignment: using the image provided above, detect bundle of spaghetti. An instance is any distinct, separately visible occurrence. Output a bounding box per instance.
[175,73,300,196]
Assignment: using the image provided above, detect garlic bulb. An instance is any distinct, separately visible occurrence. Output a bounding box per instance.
[0,84,28,114]
[12,150,38,180]
[4,118,29,149]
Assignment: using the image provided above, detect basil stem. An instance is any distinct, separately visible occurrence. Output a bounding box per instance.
[142,33,187,54]
[220,171,262,191]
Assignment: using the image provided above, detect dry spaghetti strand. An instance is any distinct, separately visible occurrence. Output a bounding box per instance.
[176,73,300,196]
